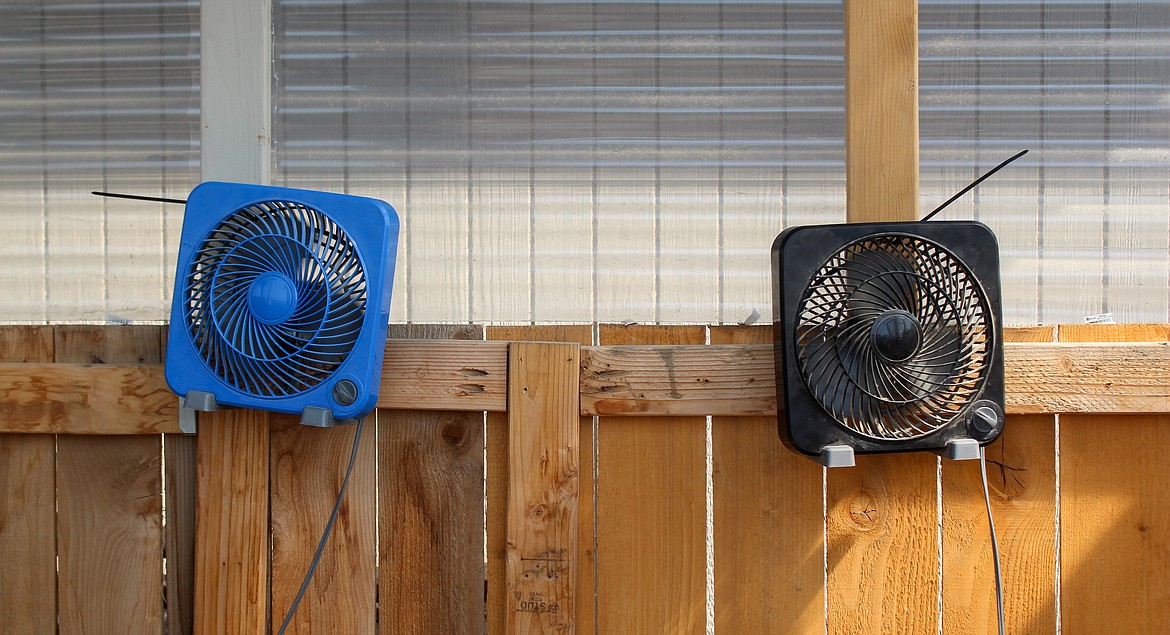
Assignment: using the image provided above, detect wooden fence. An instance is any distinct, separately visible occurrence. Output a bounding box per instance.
[0,322,1168,634]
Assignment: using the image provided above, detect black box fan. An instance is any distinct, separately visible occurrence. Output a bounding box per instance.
[771,221,1004,466]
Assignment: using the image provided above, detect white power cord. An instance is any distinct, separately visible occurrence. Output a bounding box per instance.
[979,445,1006,635]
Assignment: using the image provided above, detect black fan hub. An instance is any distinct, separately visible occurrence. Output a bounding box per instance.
[247,271,299,325]
[870,309,921,363]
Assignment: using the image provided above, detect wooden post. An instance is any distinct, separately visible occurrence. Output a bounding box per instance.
[506,342,581,634]
[829,1,936,633]
[844,0,919,221]
[193,0,273,633]
[199,0,272,184]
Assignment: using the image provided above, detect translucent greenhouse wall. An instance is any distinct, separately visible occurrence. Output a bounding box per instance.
[1,1,1166,325]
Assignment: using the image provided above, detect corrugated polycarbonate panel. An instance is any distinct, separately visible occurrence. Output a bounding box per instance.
[273,1,847,324]
[275,0,1168,326]
[919,1,1170,324]
[1,1,1166,325]
[0,1,200,323]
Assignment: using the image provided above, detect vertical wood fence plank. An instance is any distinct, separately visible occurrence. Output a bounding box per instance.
[711,325,825,634]
[1059,324,1170,634]
[487,326,594,635]
[195,408,270,635]
[380,324,486,635]
[827,453,938,635]
[54,325,165,634]
[0,326,56,634]
[596,324,706,634]
[165,432,197,635]
[56,435,163,634]
[270,413,376,634]
[942,326,1057,634]
[507,341,581,634]
[0,434,57,634]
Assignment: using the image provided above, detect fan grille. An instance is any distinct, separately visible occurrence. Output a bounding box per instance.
[794,233,991,440]
[182,200,367,397]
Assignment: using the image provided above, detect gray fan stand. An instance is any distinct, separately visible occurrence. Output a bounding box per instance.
[818,438,981,468]
[177,391,221,434]
[178,391,351,434]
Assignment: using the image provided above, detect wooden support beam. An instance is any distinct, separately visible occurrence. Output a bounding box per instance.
[579,341,1170,417]
[194,409,270,635]
[844,0,919,220]
[506,342,580,634]
[196,0,274,629]
[1,339,1168,434]
[0,363,178,434]
[0,339,508,434]
[200,0,271,184]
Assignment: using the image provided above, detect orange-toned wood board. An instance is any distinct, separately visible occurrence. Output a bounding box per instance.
[942,325,1057,634]
[0,362,180,433]
[832,3,934,626]
[0,326,56,634]
[53,325,166,633]
[194,408,270,635]
[270,414,376,634]
[578,341,1170,417]
[580,343,775,416]
[380,324,486,635]
[596,325,707,634]
[1059,324,1170,635]
[487,325,595,635]
[378,339,508,411]
[506,341,581,634]
[826,452,939,634]
[844,0,919,221]
[56,435,164,632]
[711,325,825,633]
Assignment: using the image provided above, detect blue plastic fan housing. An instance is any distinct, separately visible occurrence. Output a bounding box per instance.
[165,182,399,425]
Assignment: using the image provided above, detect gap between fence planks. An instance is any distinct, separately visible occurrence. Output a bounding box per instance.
[1,338,1168,435]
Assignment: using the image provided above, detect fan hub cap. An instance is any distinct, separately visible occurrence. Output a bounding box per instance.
[870,309,921,363]
[247,272,299,325]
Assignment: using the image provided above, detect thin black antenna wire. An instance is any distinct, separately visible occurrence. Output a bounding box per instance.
[92,190,188,205]
[921,149,1028,222]
[276,416,365,635]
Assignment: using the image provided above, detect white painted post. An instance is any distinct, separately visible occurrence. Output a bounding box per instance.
[200,0,272,184]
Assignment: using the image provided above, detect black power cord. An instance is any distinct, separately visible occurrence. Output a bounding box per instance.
[275,417,365,635]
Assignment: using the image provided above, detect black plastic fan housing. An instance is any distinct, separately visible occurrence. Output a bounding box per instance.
[771,221,1004,458]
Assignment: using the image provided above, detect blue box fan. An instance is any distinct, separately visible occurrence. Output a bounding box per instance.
[166,182,399,429]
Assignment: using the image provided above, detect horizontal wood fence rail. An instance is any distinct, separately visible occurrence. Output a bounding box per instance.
[1,338,1167,435]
